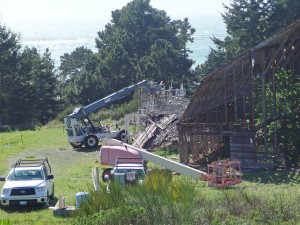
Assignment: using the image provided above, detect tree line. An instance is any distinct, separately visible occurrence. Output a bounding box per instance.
[0,0,299,128]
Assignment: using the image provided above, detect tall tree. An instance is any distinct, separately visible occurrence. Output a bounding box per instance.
[59,46,95,103]
[196,0,273,77]
[0,23,20,124]
[8,47,59,125]
[136,39,193,83]
[196,0,300,78]
[94,0,195,93]
[60,0,196,105]
[59,47,94,83]
[33,48,60,124]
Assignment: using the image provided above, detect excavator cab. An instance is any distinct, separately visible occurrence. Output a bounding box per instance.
[207,160,242,188]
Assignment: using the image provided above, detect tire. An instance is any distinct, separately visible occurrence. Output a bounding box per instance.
[102,168,113,182]
[84,135,99,148]
[70,142,83,148]
[49,184,54,200]
[43,192,50,208]
[116,130,127,142]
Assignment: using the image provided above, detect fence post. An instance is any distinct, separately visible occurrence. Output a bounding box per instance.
[91,167,99,192]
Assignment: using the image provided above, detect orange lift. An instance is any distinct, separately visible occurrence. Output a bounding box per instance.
[207,160,242,188]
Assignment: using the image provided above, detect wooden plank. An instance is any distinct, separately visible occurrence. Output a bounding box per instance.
[132,123,157,148]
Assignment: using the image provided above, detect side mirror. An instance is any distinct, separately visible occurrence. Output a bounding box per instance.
[47,174,54,180]
[0,176,6,181]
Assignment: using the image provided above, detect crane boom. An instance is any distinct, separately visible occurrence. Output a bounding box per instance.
[64,80,159,149]
[67,80,155,119]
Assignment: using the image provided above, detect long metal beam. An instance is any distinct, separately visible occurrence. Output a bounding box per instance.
[102,139,208,181]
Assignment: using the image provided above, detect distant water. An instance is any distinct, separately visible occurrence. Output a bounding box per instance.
[6,15,226,68]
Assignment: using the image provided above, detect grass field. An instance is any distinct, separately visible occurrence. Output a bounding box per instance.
[0,126,100,224]
[1,127,300,224]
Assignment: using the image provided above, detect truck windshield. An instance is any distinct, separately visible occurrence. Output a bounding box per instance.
[7,170,44,181]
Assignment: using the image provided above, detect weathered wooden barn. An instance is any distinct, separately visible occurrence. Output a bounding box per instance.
[178,20,300,169]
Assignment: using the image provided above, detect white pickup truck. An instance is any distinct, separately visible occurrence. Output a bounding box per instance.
[0,158,54,207]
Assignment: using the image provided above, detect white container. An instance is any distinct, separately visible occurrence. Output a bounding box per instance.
[75,192,89,208]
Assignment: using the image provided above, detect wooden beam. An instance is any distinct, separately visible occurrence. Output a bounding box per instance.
[183,131,233,136]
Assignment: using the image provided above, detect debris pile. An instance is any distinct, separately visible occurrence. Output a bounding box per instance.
[133,97,190,151]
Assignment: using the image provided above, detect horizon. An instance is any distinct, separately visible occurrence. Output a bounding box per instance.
[0,0,230,25]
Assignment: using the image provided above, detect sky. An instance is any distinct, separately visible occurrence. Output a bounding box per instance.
[0,0,231,24]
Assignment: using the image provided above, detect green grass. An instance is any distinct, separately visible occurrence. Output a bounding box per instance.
[0,126,66,172]
[0,126,100,224]
[1,127,300,224]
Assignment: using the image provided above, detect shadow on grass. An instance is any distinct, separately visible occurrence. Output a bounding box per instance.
[73,145,101,153]
[1,204,48,213]
[243,168,300,185]
[0,197,58,213]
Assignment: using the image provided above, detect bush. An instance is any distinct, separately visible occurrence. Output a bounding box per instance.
[74,169,197,225]
[14,122,40,131]
[0,125,11,132]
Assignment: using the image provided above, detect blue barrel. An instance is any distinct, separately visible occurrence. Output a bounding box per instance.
[75,192,89,208]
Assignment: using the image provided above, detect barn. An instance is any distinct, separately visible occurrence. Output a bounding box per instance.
[178,20,300,169]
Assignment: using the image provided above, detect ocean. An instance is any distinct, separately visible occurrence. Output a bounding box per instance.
[7,14,226,69]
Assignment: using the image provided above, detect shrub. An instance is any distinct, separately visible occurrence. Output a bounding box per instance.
[75,169,198,224]
[0,125,11,132]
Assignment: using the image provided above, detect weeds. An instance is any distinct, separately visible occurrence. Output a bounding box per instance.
[75,172,300,225]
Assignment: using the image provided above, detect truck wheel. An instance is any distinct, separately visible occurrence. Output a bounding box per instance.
[44,192,50,208]
[116,130,127,142]
[70,142,83,148]
[84,135,99,148]
[49,184,54,200]
[102,168,113,182]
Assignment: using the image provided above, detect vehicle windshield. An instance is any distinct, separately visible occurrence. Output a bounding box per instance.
[7,169,44,181]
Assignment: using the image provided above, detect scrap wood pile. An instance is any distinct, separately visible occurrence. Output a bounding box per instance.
[133,97,190,151]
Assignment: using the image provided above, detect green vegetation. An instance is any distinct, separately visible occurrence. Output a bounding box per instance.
[75,169,300,225]
[1,128,300,224]
[1,0,299,166]
[0,127,98,224]
[1,0,195,127]
[194,0,300,167]
[196,0,300,76]
[254,68,300,166]
[1,0,300,222]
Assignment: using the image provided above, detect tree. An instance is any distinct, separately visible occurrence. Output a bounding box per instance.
[269,0,300,33]
[33,48,60,124]
[196,0,273,77]
[94,0,195,92]
[195,0,300,165]
[0,23,21,124]
[258,69,300,166]
[60,0,196,105]
[59,47,94,83]
[7,47,59,125]
[59,47,94,103]
[136,39,193,84]
[196,0,300,79]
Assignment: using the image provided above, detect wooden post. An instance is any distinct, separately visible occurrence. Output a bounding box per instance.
[91,167,99,192]
[223,69,228,123]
